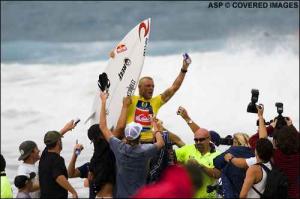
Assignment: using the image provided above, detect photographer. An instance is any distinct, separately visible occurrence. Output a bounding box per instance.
[252,105,299,198]
[225,105,299,198]
[176,106,221,198]
[213,132,254,198]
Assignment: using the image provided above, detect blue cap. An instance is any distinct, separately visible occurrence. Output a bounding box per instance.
[209,130,221,146]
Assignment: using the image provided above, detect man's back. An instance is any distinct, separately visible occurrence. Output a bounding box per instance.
[109,137,158,197]
[38,149,68,198]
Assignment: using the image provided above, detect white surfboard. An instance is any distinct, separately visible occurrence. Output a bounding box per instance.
[86,18,151,128]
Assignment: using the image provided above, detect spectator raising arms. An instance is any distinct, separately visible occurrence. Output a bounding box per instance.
[99,91,165,198]
[39,120,78,198]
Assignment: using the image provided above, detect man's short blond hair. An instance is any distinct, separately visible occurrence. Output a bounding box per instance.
[138,76,153,87]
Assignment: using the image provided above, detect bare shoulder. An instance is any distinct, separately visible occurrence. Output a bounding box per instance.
[248,164,262,176]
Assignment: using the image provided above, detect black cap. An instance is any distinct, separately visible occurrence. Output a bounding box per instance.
[14,172,36,189]
[18,141,37,161]
[44,131,62,146]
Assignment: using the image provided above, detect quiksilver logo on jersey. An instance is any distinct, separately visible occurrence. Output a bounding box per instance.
[118,58,131,81]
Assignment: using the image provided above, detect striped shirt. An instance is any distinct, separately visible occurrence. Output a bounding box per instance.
[273,149,299,198]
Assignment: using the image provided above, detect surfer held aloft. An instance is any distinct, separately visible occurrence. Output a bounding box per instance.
[124,53,192,143]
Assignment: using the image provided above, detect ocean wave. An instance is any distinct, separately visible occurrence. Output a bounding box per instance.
[1,32,298,65]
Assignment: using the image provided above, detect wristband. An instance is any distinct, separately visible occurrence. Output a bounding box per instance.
[229,157,234,163]
[181,68,188,73]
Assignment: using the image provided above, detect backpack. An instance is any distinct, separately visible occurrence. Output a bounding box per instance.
[252,163,288,199]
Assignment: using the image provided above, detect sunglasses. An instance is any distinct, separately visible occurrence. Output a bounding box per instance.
[194,137,209,142]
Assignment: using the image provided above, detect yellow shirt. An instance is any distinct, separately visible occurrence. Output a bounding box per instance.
[1,174,13,198]
[126,95,164,141]
[176,144,221,198]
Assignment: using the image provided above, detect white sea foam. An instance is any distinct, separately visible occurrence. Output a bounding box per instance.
[1,37,299,197]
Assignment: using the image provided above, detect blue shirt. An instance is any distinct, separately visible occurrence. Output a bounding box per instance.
[213,146,254,198]
[109,136,158,198]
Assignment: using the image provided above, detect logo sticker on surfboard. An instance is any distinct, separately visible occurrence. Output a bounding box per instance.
[116,44,127,54]
[139,19,150,41]
[86,18,151,127]
[118,58,131,81]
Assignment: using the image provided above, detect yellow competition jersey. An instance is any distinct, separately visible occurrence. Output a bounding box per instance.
[127,95,164,141]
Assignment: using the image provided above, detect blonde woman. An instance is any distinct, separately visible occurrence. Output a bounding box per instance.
[213,132,255,198]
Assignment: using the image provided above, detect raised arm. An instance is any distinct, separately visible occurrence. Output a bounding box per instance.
[161,55,191,103]
[177,106,200,133]
[257,104,268,138]
[99,92,114,142]
[152,118,165,149]
[167,130,185,147]
[59,120,77,136]
[67,143,84,178]
[113,96,132,138]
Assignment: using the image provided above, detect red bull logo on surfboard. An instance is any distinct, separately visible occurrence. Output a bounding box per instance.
[116,44,127,54]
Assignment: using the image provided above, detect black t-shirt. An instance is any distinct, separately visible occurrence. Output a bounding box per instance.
[77,162,89,178]
[39,149,68,198]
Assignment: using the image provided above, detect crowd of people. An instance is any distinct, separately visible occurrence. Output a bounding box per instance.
[1,53,299,199]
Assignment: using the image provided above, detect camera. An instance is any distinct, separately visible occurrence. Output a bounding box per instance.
[212,135,233,146]
[218,135,233,146]
[183,53,191,64]
[274,102,287,129]
[207,181,223,194]
[247,89,260,113]
[255,102,288,129]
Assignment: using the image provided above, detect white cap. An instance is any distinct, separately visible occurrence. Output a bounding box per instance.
[125,122,143,140]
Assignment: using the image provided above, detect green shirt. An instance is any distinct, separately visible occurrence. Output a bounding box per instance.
[1,175,13,198]
[175,144,221,198]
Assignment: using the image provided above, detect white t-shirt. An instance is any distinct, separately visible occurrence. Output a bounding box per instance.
[17,162,40,198]
[246,157,257,167]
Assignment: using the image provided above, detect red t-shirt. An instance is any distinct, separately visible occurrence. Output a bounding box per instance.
[273,149,299,198]
[249,126,300,198]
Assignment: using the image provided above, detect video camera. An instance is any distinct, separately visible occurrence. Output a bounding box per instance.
[211,135,233,146]
[218,135,234,146]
